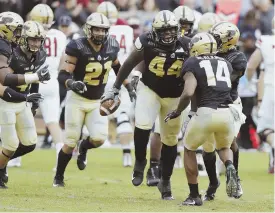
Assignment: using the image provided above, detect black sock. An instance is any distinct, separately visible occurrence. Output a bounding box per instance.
[123,149,131,154]
[232,148,239,177]
[80,137,95,153]
[203,151,218,185]
[161,143,177,181]
[11,144,36,159]
[225,160,233,168]
[188,183,199,197]
[134,127,151,162]
[55,149,72,178]
[150,158,159,168]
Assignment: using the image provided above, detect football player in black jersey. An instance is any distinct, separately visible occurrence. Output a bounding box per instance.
[199,22,247,200]
[101,10,190,200]
[54,13,135,187]
[165,32,238,205]
[144,7,194,187]
[0,20,47,188]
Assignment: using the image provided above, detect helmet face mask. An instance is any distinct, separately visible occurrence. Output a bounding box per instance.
[173,6,195,37]
[179,21,193,36]
[20,21,46,53]
[0,12,23,44]
[210,22,240,53]
[152,10,179,47]
[83,13,110,45]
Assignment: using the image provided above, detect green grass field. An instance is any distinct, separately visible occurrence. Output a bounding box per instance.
[0,149,273,212]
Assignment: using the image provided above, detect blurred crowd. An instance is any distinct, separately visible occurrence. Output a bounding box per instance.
[1,0,274,149]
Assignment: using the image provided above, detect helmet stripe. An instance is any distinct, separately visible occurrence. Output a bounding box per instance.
[100,14,104,24]
[163,11,167,24]
[206,33,213,53]
[34,21,40,36]
[46,6,49,25]
[182,7,185,18]
[211,21,224,32]
[105,3,109,18]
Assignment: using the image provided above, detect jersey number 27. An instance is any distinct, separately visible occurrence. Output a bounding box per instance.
[200,60,231,88]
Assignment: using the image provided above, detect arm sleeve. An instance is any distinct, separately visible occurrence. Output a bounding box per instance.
[30,83,39,94]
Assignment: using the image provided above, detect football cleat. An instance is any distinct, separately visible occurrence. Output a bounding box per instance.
[234,178,243,199]
[53,176,65,187]
[226,164,238,198]
[0,167,8,184]
[182,194,203,206]
[157,179,174,200]
[0,179,7,189]
[203,181,220,201]
[146,166,160,186]
[77,140,88,170]
[132,159,147,186]
[123,153,132,167]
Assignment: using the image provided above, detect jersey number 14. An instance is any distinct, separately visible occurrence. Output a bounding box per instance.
[200,60,231,88]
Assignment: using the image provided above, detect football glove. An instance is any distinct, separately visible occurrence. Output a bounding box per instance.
[67,79,87,94]
[26,93,43,105]
[131,75,139,91]
[100,86,120,103]
[164,110,181,122]
[36,65,51,82]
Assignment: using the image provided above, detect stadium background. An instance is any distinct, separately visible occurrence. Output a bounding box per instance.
[1,0,273,150]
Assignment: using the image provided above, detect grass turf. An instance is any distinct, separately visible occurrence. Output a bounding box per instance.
[0,149,273,212]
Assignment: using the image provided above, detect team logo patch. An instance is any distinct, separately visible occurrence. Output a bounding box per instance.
[97,55,102,61]
[170,53,175,58]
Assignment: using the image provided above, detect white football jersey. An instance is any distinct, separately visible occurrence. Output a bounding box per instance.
[109,25,134,64]
[44,29,67,79]
[256,35,275,87]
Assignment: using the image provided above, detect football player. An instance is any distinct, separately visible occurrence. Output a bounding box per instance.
[97,1,135,167]
[29,4,67,169]
[200,22,247,201]
[197,12,220,33]
[0,21,47,188]
[165,32,238,205]
[53,13,135,187]
[144,6,194,187]
[101,10,190,200]
[246,17,275,174]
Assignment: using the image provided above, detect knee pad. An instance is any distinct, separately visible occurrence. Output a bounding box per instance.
[116,112,133,135]
[258,129,274,143]
[11,144,36,159]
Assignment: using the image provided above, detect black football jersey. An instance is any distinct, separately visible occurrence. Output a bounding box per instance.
[181,55,233,109]
[135,32,190,98]
[65,37,119,100]
[217,49,247,101]
[0,38,12,64]
[8,47,46,95]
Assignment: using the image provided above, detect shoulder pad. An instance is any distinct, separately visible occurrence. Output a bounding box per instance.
[0,38,12,59]
[134,32,154,51]
[106,36,120,54]
[65,38,83,57]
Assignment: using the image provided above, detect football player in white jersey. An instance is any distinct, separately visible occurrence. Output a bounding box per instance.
[246,17,275,174]
[30,4,66,169]
[97,1,135,167]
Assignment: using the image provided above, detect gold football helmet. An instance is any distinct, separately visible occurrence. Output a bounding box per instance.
[173,6,195,37]
[29,4,54,30]
[20,21,46,52]
[152,10,179,46]
[0,12,23,44]
[189,32,217,56]
[83,13,110,45]
[96,1,118,26]
[198,12,220,33]
[210,21,240,53]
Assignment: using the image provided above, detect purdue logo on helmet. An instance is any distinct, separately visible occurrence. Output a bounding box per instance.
[97,1,118,26]
[29,4,54,30]
[189,33,217,56]
[152,10,179,46]
[173,6,195,37]
[210,21,240,53]
[0,12,23,44]
[20,21,46,52]
[198,12,220,33]
[83,13,110,45]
